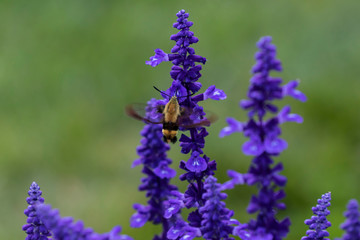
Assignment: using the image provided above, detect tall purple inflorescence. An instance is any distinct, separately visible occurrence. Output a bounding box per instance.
[145,9,226,235]
[220,36,306,240]
[22,182,51,240]
[130,99,180,240]
[37,204,133,240]
[336,199,360,240]
[199,176,237,240]
[302,192,332,240]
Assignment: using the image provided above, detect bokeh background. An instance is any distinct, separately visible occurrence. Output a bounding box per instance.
[1,0,359,239]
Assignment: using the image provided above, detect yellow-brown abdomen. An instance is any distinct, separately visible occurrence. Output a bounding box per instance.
[162,129,178,143]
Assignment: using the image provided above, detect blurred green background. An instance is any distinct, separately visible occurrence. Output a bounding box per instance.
[0,0,359,239]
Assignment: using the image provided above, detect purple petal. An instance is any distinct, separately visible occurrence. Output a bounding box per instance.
[203,85,227,100]
[282,79,307,102]
[153,162,176,179]
[240,99,254,109]
[219,117,243,137]
[167,227,182,239]
[227,170,245,184]
[131,159,141,168]
[242,139,264,156]
[163,199,182,219]
[145,49,169,67]
[221,170,245,190]
[180,227,200,240]
[130,212,148,228]
[264,137,288,154]
[278,106,303,124]
[185,152,207,173]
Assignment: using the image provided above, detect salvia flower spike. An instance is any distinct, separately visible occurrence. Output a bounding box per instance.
[301,192,332,240]
[37,204,133,240]
[336,199,360,240]
[130,98,180,240]
[22,182,51,240]
[199,176,238,240]
[220,36,306,239]
[145,9,226,234]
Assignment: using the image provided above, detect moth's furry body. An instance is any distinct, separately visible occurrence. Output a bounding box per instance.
[161,96,181,143]
[126,91,215,144]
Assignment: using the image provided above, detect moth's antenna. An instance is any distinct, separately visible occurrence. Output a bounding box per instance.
[178,91,196,99]
[153,86,195,99]
[153,86,171,98]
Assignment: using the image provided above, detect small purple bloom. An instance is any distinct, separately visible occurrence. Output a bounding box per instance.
[163,196,185,219]
[282,80,307,102]
[146,49,169,67]
[301,192,332,240]
[278,106,303,124]
[185,151,207,173]
[203,85,227,100]
[179,154,216,183]
[167,219,201,240]
[22,182,51,240]
[130,204,150,228]
[264,136,288,154]
[242,139,264,156]
[219,117,243,138]
[154,161,177,179]
[221,170,246,190]
[337,199,360,240]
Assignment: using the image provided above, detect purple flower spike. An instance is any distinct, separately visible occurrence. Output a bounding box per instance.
[131,99,179,239]
[22,182,51,240]
[146,49,169,67]
[252,36,282,75]
[199,176,237,240]
[219,117,244,138]
[221,36,306,239]
[283,80,307,102]
[37,204,133,240]
[144,9,226,238]
[301,192,332,240]
[337,199,360,240]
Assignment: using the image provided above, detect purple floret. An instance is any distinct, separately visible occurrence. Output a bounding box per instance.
[146,49,169,67]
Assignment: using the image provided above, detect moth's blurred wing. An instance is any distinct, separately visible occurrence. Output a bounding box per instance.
[179,111,218,129]
[125,104,163,124]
